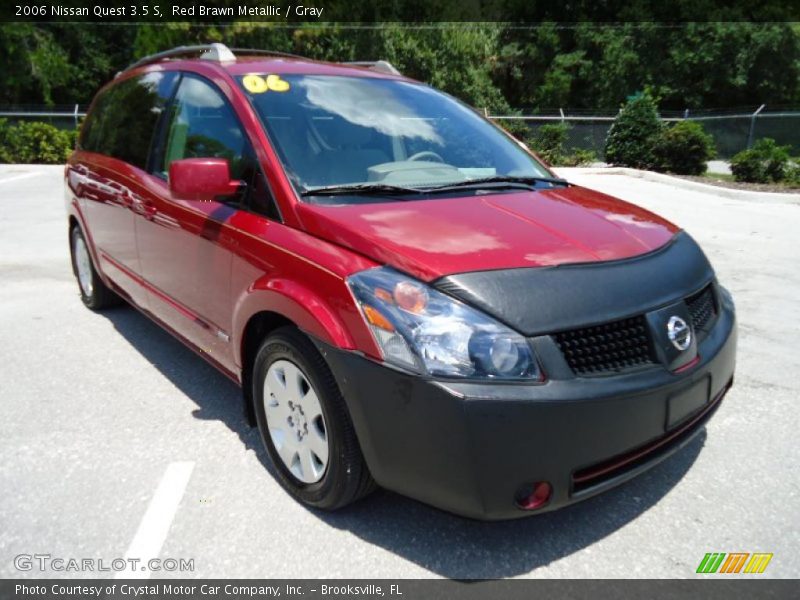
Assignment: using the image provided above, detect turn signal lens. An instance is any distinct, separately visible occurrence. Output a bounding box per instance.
[363,305,395,332]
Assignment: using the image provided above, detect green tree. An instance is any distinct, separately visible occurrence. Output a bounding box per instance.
[379,24,512,113]
[0,23,135,106]
[494,22,800,111]
[1,21,799,118]
[0,24,72,105]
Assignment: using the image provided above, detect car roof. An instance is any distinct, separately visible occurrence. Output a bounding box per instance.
[118,44,410,82]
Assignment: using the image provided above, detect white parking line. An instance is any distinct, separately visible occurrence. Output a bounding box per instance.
[0,172,41,185]
[115,461,195,579]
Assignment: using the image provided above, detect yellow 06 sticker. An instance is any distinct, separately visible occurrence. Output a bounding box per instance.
[243,74,290,94]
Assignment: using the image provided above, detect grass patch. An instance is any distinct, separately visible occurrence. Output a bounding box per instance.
[703,172,736,182]
[697,170,800,191]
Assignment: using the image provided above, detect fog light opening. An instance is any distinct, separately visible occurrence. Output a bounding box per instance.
[514,481,552,511]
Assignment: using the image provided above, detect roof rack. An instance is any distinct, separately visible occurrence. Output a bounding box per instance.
[121,43,234,74]
[342,60,401,76]
[228,47,309,61]
[119,43,402,77]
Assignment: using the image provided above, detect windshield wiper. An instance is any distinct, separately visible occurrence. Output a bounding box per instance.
[301,183,424,197]
[424,175,569,193]
[300,176,568,198]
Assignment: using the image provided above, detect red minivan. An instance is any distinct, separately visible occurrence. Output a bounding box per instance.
[66,44,736,519]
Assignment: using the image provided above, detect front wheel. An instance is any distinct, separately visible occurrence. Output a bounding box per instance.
[253,326,375,509]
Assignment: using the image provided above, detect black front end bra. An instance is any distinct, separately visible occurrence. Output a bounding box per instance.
[314,231,737,519]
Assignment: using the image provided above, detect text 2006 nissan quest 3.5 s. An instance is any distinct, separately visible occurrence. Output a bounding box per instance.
[66,44,736,519]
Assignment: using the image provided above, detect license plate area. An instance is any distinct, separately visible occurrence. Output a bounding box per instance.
[667,376,710,429]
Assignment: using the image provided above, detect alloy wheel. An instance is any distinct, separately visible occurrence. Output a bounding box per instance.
[263,359,329,484]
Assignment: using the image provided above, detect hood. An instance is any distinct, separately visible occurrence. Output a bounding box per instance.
[296,185,679,282]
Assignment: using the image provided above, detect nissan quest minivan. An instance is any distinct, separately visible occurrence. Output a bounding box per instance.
[65,44,737,519]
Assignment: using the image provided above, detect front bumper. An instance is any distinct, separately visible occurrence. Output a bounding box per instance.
[316,289,736,520]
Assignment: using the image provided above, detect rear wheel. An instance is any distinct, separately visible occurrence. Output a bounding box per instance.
[253,326,375,509]
[70,226,121,310]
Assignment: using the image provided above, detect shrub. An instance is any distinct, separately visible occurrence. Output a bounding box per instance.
[759,140,791,181]
[730,138,791,183]
[529,122,570,165]
[729,149,766,183]
[66,128,79,151]
[604,92,664,169]
[652,121,716,175]
[496,118,532,142]
[0,118,11,163]
[784,161,800,187]
[559,148,597,167]
[2,121,76,164]
[527,122,596,167]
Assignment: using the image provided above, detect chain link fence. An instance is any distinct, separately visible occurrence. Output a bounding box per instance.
[489,107,800,159]
[2,104,799,160]
[0,105,88,129]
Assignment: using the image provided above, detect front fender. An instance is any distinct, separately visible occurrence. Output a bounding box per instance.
[231,276,359,368]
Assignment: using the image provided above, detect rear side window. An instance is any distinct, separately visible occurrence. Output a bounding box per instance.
[79,90,112,153]
[80,72,178,170]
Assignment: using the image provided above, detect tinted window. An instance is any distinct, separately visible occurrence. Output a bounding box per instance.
[79,89,111,153]
[161,74,279,220]
[81,72,178,169]
[246,169,281,221]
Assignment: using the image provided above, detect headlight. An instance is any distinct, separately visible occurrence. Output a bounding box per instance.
[347,267,540,380]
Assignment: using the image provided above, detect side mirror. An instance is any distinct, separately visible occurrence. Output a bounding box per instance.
[168,158,241,202]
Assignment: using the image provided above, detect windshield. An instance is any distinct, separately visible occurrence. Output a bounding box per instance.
[239,74,552,195]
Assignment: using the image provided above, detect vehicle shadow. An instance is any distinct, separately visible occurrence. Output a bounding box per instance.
[98,304,264,456]
[101,304,706,579]
[317,435,704,578]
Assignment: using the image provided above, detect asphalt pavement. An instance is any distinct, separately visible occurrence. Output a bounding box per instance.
[0,164,797,579]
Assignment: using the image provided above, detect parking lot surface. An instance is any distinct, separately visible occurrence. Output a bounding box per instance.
[1,165,798,579]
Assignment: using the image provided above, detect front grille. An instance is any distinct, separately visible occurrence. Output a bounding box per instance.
[686,284,716,334]
[554,315,655,376]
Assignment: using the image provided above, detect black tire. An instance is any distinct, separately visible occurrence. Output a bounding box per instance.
[253,326,375,510]
[69,225,121,311]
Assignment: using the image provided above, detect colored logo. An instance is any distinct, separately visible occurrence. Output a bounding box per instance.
[667,315,692,351]
[242,74,291,94]
[696,552,773,574]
